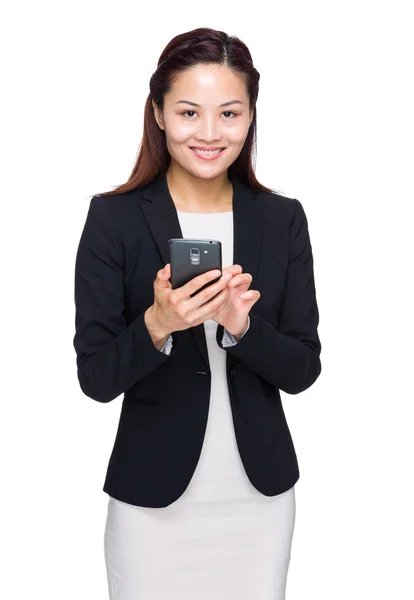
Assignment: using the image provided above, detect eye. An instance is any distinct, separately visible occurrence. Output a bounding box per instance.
[181,110,237,119]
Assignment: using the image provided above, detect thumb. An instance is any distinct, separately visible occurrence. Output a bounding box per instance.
[155,263,171,289]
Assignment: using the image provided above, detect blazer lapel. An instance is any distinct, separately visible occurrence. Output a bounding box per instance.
[139,170,265,369]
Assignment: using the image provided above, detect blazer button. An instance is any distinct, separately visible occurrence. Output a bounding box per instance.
[229,366,236,379]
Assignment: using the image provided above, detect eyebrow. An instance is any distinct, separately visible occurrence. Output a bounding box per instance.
[175,99,244,108]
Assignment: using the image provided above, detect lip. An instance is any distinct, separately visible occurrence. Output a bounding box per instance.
[190,147,226,161]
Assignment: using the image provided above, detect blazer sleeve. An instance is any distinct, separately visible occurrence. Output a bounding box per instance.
[216,198,322,395]
[73,196,176,403]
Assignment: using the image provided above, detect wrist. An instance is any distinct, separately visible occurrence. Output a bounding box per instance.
[144,306,170,343]
[227,317,249,340]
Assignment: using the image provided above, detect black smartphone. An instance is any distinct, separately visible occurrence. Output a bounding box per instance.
[168,238,222,297]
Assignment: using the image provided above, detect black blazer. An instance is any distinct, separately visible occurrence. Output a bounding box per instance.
[73,171,322,508]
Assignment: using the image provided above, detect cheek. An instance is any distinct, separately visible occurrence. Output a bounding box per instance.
[225,121,251,145]
[226,132,249,148]
[164,117,194,143]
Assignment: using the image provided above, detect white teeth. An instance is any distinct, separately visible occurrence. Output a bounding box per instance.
[192,148,223,155]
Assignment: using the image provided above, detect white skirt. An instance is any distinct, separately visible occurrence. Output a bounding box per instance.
[104,477,295,600]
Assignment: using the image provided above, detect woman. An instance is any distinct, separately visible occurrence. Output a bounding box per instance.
[73,27,322,600]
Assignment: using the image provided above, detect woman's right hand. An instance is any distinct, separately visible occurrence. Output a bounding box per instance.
[148,263,240,336]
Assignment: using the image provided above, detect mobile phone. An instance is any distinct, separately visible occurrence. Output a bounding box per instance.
[168,238,222,297]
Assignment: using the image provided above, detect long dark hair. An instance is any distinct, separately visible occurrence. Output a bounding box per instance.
[96,27,277,197]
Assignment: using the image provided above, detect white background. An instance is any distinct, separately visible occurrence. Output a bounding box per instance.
[2,1,413,598]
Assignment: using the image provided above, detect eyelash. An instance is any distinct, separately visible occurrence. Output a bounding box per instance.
[181,110,237,119]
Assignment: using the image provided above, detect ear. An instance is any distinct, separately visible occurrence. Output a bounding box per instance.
[249,107,254,126]
[152,99,165,131]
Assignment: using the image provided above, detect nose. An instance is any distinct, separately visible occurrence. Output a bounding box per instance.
[194,115,223,143]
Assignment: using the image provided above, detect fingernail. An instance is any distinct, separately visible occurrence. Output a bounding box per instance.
[225,273,232,280]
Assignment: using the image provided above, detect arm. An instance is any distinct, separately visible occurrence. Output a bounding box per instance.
[73,196,175,403]
[215,199,321,395]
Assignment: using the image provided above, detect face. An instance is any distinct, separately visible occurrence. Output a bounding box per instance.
[152,64,254,181]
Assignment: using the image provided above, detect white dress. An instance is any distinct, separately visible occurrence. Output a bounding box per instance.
[104,210,296,600]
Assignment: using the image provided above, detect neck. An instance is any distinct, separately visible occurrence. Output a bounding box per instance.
[166,165,232,212]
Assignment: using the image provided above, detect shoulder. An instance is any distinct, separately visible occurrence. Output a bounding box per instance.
[87,187,148,234]
[91,187,144,214]
[255,188,302,225]
[78,189,150,262]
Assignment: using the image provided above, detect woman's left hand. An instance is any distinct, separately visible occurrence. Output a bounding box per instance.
[212,266,261,337]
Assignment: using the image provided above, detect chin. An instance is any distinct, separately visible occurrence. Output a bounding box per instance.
[191,169,227,180]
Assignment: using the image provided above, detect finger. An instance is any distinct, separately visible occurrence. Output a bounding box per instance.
[187,271,231,310]
[221,265,242,278]
[191,286,229,324]
[240,290,260,300]
[228,273,252,287]
[184,268,222,297]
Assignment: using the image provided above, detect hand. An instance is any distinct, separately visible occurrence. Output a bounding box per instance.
[211,268,261,337]
[147,263,243,336]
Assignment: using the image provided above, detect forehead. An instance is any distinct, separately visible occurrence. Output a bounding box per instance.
[166,64,248,104]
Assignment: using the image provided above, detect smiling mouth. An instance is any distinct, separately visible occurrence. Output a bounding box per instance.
[190,147,225,155]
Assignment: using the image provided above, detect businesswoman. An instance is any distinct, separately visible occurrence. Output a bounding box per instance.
[73,27,322,600]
